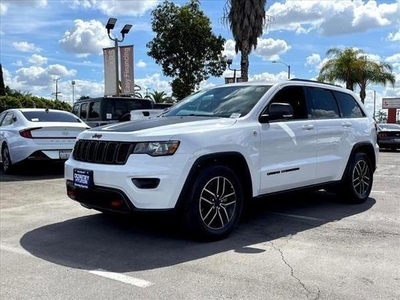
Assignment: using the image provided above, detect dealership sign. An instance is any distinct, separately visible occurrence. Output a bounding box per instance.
[382,97,400,109]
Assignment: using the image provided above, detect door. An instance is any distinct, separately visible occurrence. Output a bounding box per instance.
[259,86,318,194]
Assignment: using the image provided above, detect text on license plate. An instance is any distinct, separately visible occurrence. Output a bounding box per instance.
[73,169,93,189]
[59,150,71,159]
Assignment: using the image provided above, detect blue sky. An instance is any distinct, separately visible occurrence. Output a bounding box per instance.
[1,0,399,116]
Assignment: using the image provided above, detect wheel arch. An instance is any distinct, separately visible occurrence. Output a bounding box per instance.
[341,142,377,182]
[175,152,253,210]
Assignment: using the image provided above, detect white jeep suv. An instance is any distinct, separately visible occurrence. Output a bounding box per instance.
[65,79,379,240]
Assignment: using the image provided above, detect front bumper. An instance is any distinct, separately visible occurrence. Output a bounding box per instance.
[64,153,193,210]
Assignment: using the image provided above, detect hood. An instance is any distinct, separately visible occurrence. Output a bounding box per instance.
[79,116,237,140]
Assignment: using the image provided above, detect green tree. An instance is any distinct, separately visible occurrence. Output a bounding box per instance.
[147,0,226,100]
[149,90,168,103]
[223,0,268,81]
[317,47,395,103]
[355,57,395,104]
[376,110,387,123]
[317,47,363,91]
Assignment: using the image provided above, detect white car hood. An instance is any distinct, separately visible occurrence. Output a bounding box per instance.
[77,116,238,141]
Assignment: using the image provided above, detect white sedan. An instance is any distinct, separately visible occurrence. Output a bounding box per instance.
[0,108,90,174]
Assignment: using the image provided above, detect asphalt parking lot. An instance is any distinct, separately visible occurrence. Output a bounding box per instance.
[1,152,399,300]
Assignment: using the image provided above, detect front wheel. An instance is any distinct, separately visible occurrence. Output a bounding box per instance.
[182,165,244,241]
[339,152,373,204]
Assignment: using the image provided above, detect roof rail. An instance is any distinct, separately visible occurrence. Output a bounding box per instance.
[289,78,343,88]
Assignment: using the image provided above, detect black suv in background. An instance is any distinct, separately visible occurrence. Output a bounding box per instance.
[72,97,157,127]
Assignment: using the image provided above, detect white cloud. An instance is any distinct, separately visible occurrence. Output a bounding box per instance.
[305,54,321,66]
[0,3,7,15]
[70,0,159,17]
[27,54,48,66]
[12,61,24,67]
[135,73,172,96]
[137,60,147,68]
[249,72,286,82]
[388,28,400,41]
[59,19,112,57]
[253,38,291,61]
[266,0,398,36]
[15,65,76,87]
[13,42,42,53]
[223,39,237,59]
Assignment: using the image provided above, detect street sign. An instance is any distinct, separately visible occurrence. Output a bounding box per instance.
[382,97,400,109]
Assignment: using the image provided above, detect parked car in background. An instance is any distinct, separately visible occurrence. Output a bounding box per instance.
[72,97,153,127]
[71,97,174,127]
[377,123,400,151]
[0,108,89,174]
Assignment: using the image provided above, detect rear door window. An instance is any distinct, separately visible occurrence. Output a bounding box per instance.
[333,91,365,118]
[307,87,340,119]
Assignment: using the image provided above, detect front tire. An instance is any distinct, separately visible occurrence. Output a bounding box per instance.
[183,165,243,241]
[339,152,373,204]
[1,144,14,174]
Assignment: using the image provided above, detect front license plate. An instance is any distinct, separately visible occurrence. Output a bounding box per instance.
[59,150,72,159]
[73,169,93,189]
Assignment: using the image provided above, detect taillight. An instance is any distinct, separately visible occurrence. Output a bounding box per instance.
[378,132,387,137]
[19,127,42,138]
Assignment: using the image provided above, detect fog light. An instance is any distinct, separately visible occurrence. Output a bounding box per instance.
[111,200,124,208]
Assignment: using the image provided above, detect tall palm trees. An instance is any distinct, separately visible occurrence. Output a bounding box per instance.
[318,47,395,103]
[223,0,268,81]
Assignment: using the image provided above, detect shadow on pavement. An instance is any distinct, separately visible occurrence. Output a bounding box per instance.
[20,190,376,272]
[0,161,65,182]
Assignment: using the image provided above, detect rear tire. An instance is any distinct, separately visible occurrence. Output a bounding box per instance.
[1,145,14,174]
[182,165,243,241]
[339,152,373,204]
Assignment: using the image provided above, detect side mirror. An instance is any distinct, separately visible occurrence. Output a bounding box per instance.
[259,102,294,123]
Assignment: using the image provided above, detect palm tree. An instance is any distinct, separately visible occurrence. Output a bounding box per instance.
[150,90,168,103]
[317,47,364,91]
[318,47,396,103]
[223,0,268,81]
[355,56,395,103]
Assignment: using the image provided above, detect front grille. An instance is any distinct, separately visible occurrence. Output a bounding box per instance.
[73,139,135,165]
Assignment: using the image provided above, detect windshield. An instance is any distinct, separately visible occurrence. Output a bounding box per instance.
[163,85,271,118]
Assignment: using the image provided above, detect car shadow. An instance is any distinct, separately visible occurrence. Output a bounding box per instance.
[20,190,376,272]
[0,161,65,181]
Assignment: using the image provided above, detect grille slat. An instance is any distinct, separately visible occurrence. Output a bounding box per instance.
[73,140,134,165]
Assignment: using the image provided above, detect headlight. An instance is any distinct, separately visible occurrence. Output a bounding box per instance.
[133,141,180,156]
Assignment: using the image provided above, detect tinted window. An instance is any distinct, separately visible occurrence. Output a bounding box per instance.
[72,104,79,116]
[106,99,153,120]
[268,86,308,120]
[1,113,16,126]
[80,103,88,119]
[308,87,340,119]
[0,112,7,125]
[21,111,81,122]
[88,101,100,119]
[333,91,365,118]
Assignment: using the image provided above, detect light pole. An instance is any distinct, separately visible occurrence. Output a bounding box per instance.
[226,59,241,82]
[105,18,132,97]
[373,89,376,120]
[272,60,290,79]
[71,80,76,105]
[52,77,61,100]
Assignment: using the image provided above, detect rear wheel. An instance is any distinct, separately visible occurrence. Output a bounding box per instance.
[1,144,14,174]
[182,165,243,241]
[339,152,373,204]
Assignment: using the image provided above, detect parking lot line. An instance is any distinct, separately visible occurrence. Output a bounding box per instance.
[89,269,154,288]
[268,212,326,222]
